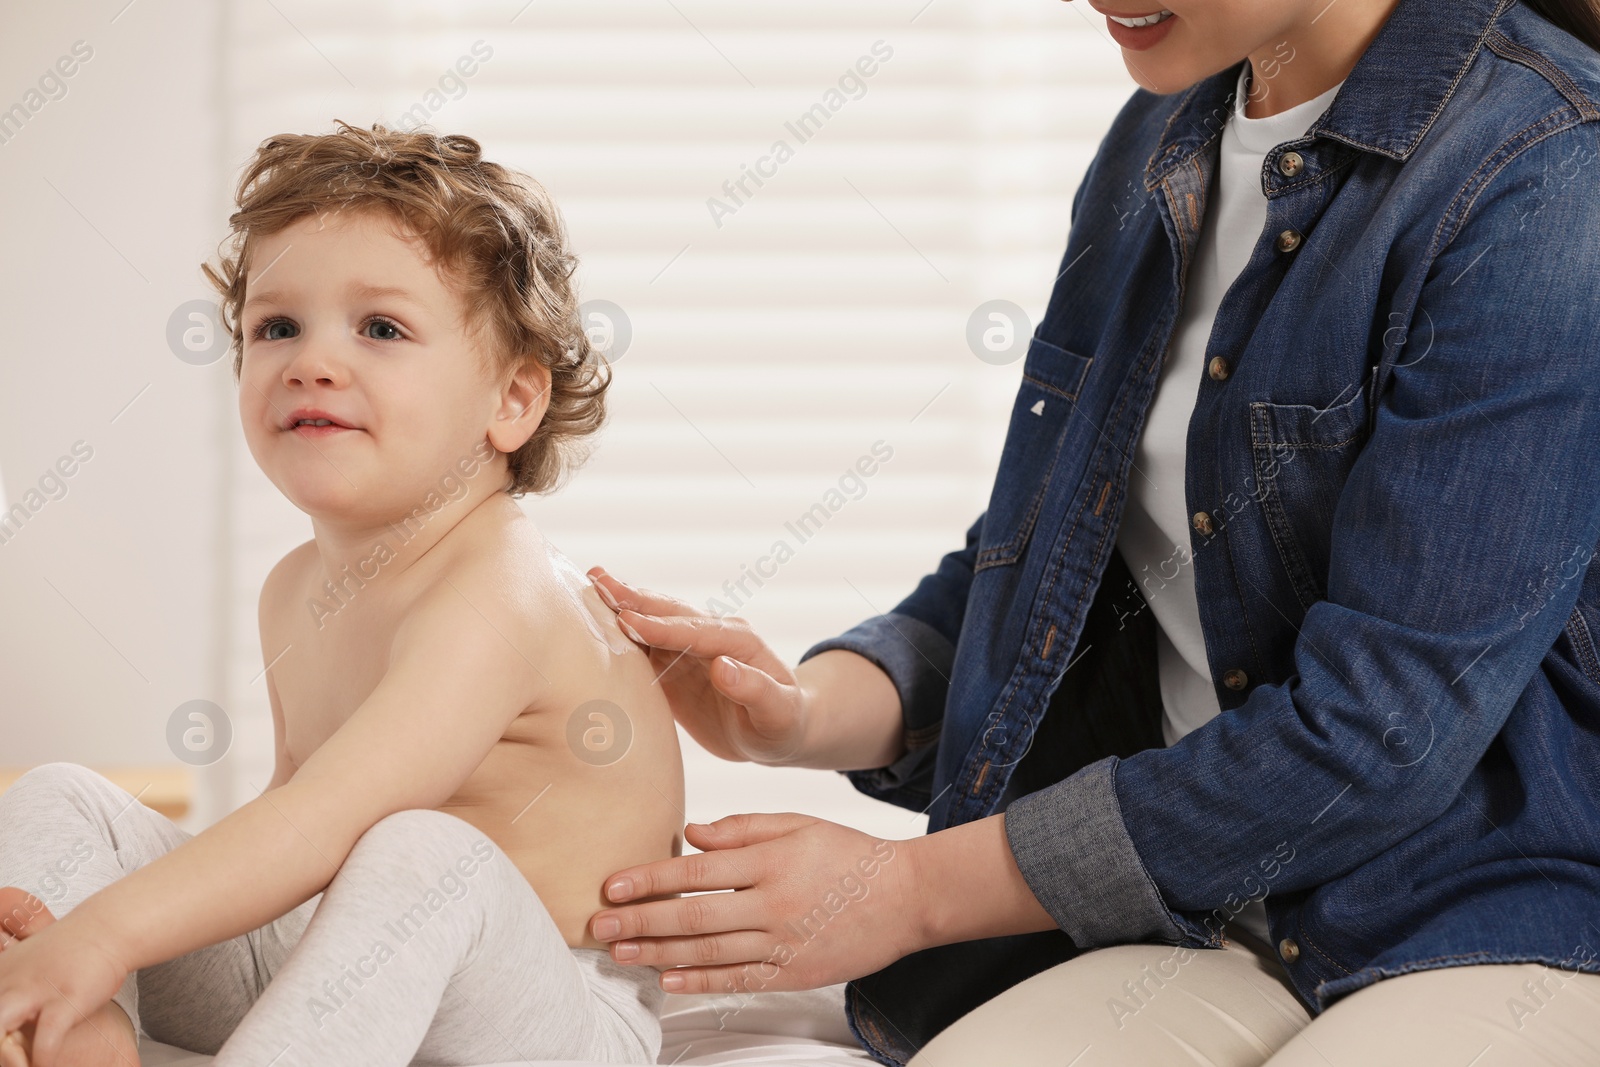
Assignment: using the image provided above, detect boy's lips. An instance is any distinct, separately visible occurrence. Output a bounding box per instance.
[282,406,363,438]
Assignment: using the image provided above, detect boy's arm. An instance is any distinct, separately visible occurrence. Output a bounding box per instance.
[263,669,297,791]
[69,576,546,974]
[261,547,303,791]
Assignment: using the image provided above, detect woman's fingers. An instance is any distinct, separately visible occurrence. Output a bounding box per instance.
[615,609,771,665]
[588,570,794,683]
[613,930,787,973]
[689,812,815,849]
[593,883,762,944]
[587,568,700,618]
[654,962,784,995]
[598,829,801,914]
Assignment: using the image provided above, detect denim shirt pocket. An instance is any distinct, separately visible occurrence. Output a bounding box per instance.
[975,337,1094,571]
[1249,376,1374,612]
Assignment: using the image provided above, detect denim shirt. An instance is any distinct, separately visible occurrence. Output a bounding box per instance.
[798,1,1600,1063]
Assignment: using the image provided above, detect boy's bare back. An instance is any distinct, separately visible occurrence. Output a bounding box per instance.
[260,492,685,951]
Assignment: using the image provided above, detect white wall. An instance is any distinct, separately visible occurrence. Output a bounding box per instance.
[0,0,234,823]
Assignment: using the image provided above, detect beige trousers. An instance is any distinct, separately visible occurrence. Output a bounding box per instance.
[907,927,1600,1067]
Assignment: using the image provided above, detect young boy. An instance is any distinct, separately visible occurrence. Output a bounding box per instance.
[0,121,685,1066]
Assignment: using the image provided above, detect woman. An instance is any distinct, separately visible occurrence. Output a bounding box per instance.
[585,0,1600,1063]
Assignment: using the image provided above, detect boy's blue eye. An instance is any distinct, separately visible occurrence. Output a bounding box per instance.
[248,316,404,342]
[254,318,297,342]
[364,317,403,341]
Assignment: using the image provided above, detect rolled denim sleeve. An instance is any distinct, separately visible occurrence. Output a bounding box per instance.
[799,512,984,811]
[1003,121,1600,947]
[1004,755,1188,945]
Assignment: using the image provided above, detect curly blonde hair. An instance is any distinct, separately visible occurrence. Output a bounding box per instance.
[202,119,608,496]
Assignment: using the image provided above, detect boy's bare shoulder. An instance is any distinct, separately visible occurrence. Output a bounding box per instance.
[427,496,556,604]
[409,496,619,682]
[258,539,319,622]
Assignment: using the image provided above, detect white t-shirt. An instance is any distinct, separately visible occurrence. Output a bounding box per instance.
[1112,61,1344,946]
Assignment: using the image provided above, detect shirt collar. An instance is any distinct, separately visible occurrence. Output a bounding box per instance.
[1144,0,1514,191]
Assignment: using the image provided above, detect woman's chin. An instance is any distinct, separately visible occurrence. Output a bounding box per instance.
[1125,53,1220,98]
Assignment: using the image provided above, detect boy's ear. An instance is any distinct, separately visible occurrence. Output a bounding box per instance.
[487,361,552,455]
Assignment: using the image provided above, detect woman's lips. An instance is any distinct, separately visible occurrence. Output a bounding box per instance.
[1106,11,1177,50]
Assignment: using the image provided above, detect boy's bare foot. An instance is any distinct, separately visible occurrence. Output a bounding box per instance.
[0,888,140,1067]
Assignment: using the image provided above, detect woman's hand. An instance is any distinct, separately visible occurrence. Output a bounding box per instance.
[0,912,129,1067]
[589,813,927,994]
[587,567,813,765]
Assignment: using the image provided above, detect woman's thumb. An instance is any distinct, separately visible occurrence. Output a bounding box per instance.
[712,655,777,705]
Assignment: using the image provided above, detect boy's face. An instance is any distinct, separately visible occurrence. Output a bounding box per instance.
[237,208,535,522]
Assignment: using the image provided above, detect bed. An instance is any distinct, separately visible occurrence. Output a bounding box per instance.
[138,982,877,1066]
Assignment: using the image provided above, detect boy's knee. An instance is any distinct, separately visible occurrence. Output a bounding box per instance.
[350,809,498,867]
[337,810,506,910]
[5,762,111,802]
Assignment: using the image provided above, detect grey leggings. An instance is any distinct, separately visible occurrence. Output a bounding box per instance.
[0,763,665,1065]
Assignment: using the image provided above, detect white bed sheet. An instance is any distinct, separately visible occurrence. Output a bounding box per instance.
[138,982,877,1067]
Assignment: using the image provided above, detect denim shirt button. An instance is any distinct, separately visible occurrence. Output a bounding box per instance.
[1276,229,1303,253]
[1207,355,1231,380]
[1278,938,1301,963]
[1277,151,1305,178]
[1223,668,1249,690]
[1191,511,1215,535]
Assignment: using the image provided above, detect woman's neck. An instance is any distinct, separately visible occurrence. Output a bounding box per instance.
[1243,0,1400,119]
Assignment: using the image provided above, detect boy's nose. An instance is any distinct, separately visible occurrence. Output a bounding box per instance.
[281,345,346,387]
